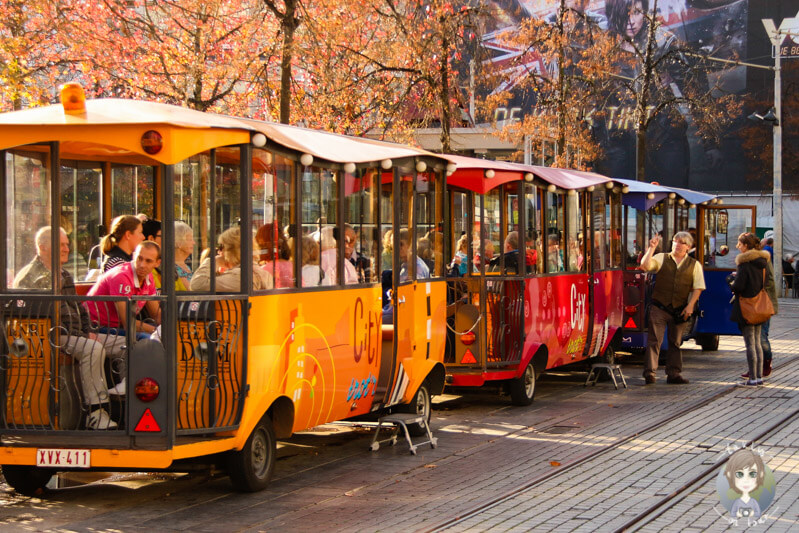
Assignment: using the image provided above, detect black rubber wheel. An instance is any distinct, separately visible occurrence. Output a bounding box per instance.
[228,416,276,492]
[509,361,536,406]
[398,382,432,437]
[603,345,616,365]
[1,465,54,496]
[696,333,719,351]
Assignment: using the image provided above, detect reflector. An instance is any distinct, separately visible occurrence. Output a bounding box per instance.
[461,349,477,364]
[134,409,161,432]
[624,317,636,329]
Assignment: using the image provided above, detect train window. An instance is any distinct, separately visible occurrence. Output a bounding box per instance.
[625,205,645,268]
[397,165,424,282]
[301,166,338,287]
[482,188,501,274]
[608,190,623,268]
[61,160,102,280]
[524,184,542,274]
[378,173,393,279]
[174,152,212,271]
[449,190,470,276]
[545,191,565,273]
[253,149,296,290]
[5,148,52,290]
[591,190,607,270]
[344,167,378,284]
[111,165,154,221]
[501,183,520,275]
[416,170,443,278]
[566,191,584,272]
[703,208,749,269]
[215,148,243,234]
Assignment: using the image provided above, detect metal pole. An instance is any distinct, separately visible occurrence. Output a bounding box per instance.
[764,21,783,286]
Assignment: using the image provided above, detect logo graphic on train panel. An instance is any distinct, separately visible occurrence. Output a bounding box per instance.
[714,446,778,527]
[570,283,586,332]
[269,304,340,427]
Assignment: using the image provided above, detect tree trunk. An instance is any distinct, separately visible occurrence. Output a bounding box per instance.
[439,31,451,154]
[277,0,298,124]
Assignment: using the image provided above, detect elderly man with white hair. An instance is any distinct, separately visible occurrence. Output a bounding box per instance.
[13,226,120,429]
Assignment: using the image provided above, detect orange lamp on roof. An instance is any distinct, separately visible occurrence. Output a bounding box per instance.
[60,82,86,114]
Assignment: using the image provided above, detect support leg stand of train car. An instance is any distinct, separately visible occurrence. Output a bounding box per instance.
[369,413,437,455]
[585,364,628,390]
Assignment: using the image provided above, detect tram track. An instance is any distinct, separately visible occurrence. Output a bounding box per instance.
[425,356,799,532]
[614,406,799,532]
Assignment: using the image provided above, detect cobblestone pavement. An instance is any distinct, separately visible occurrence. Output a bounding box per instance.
[2,301,799,532]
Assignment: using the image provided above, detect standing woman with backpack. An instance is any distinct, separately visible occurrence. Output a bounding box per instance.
[729,233,775,387]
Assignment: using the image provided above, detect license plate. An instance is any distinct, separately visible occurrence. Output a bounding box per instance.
[36,448,90,468]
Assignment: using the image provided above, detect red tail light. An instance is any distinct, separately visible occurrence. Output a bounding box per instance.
[135,377,160,402]
[624,305,638,314]
[461,331,476,345]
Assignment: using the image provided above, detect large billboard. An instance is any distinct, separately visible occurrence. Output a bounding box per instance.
[482,0,752,189]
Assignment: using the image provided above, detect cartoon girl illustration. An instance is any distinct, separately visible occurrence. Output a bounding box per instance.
[724,449,765,520]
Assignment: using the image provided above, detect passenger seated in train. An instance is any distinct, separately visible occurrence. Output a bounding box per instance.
[174,221,195,291]
[399,228,430,281]
[343,224,370,284]
[14,226,121,429]
[142,218,163,288]
[256,223,294,288]
[190,227,273,291]
[547,234,565,272]
[472,238,494,272]
[380,229,394,271]
[450,233,469,276]
[489,231,520,274]
[101,215,146,273]
[298,234,331,287]
[87,241,162,338]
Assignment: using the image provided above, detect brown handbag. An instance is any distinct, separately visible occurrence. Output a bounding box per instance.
[739,270,775,325]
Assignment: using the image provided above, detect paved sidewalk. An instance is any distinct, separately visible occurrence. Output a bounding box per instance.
[3,300,798,532]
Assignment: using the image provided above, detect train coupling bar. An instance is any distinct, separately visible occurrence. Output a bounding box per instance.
[369,413,437,455]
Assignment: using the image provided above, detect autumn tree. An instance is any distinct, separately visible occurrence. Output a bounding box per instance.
[486,0,616,169]
[58,0,270,114]
[0,0,74,111]
[605,0,741,182]
[334,0,486,151]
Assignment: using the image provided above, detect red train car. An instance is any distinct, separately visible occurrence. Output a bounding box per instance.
[442,156,624,404]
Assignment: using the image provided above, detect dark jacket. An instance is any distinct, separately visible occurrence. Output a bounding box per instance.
[12,256,91,336]
[729,249,770,326]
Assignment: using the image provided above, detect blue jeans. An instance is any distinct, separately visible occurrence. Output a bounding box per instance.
[760,319,772,362]
[742,323,763,380]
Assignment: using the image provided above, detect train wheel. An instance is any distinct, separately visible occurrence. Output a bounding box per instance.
[696,333,719,351]
[228,416,276,492]
[398,382,432,437]
[509,362,536,406]
[603,345,616,365]
[1,465,54,496]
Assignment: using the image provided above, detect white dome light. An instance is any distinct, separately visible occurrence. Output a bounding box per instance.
[252,133,267,148]
[381,159,392,170]
[344,162,356,174]
[416,161,427,173]
[300,153,313,167]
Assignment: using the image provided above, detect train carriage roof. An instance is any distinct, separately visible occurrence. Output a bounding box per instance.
[0,97,447,168]
[443,154,612,193]
[613,178,717,210]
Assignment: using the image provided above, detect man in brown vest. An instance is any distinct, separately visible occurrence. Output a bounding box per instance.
[640,231,705,384]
